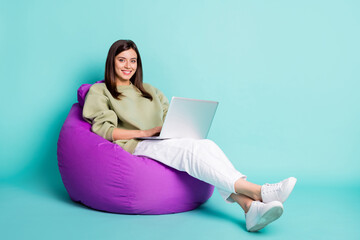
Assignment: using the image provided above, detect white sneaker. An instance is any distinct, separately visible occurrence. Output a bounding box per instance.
[245,201,283,232]
[261,177,297,203]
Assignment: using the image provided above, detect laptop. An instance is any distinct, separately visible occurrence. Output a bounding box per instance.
[136,97,219,140]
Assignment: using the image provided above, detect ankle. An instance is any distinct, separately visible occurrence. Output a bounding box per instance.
[234,179,263,201]
[251,186,262,201]
[245,201,253,213]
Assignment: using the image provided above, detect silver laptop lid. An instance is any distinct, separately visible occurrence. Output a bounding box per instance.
[160,97,219,139]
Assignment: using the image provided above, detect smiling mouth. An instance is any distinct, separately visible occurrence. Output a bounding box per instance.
[122,70,132,75]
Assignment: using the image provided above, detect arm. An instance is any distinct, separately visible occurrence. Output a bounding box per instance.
[154,87,169,120]
[112,126,162,140]
[83,87,162,141]
[83,87,118,141]
[114,85,168,140]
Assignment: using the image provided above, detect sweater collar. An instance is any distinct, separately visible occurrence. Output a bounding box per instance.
[116,82,134,91]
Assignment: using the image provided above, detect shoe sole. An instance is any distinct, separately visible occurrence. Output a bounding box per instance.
[281,177,297,203]
[248,205,284,232]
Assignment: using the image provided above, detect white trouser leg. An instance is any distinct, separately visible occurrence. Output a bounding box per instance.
[133,138,247,203]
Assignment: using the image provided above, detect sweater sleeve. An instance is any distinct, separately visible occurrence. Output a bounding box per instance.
[155,87,169,120]
[82,86,117,141]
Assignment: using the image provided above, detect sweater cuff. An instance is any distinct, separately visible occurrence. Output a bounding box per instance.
[106,126,115,141]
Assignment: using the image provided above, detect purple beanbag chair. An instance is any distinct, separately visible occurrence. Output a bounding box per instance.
[57,83,214,214]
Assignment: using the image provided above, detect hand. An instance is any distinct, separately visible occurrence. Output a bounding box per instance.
[142,126,162,137]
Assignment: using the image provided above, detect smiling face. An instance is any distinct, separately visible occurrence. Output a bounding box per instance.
[114,48,138,85]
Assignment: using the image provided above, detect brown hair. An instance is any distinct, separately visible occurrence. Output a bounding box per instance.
[105,40,153,101]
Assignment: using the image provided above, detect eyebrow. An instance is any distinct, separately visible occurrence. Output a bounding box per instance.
[118,57,137,59]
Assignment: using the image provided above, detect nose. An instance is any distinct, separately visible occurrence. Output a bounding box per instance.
[124,61,130,68]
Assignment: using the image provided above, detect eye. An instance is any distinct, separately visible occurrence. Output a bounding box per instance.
[119,59,125,62]
[131,60,137,63]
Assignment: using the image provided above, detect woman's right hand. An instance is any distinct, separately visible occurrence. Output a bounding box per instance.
[112,126,162,140]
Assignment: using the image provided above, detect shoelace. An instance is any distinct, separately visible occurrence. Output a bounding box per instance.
[263,182,281,193]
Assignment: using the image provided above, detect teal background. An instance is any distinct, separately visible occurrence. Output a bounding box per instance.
[1,0,359,239]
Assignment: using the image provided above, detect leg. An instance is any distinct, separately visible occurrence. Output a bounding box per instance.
[134,138,295,204]
[230,193,253,213]
[134,139,288,232]
[234,177,298,204]
[134,138,246,202]
[234,178,262,202]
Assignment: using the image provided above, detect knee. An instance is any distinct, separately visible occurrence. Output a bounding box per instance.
[199,139,218,148]
[187,139,220,152]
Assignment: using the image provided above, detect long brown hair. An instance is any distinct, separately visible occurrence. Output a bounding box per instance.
[105,40,153,101]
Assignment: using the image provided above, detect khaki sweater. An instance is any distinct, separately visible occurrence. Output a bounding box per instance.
[82,82,169,153]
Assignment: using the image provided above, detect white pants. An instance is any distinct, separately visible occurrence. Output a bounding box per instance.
[133,138,247,203]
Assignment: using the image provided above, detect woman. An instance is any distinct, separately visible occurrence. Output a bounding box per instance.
[83,40,297,232]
